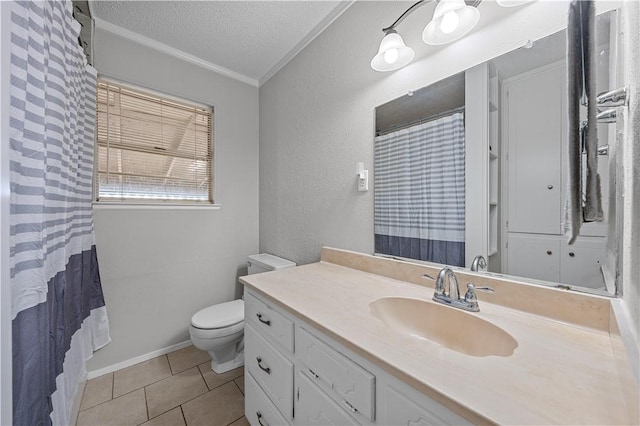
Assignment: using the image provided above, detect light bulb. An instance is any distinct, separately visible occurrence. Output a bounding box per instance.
[440,10,459,34]
[384,48,399,64]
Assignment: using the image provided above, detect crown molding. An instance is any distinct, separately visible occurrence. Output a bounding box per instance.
[259,1,355,86]
[94,17,259,87]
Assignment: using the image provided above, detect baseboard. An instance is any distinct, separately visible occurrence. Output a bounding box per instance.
[86,340,192,380]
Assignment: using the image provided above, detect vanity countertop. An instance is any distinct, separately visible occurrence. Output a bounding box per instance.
[240,251,634,425]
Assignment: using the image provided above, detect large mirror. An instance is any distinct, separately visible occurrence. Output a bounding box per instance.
[374,10,619,295]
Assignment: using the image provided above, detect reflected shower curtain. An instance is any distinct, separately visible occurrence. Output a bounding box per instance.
[9,1,110,424]
[374,113,465,266]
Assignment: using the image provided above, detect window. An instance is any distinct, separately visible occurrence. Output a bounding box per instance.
[96,80,213,204]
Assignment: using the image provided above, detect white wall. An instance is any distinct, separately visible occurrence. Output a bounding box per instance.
[620,1,640,346]
[87,28,259,371]
[258,0,617,265]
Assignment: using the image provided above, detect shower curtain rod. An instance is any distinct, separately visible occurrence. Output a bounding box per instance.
[376,105,465,137]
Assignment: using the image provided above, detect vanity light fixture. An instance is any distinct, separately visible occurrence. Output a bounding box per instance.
[371,0,527,72]
[370,29,416,72]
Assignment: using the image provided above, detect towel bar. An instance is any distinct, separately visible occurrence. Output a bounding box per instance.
[596,87,628,107]
[596,109,617,123]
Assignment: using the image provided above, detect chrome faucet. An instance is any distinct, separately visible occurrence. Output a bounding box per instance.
[432,267,494,312]
[435,267,460,300]
[470,255,487,272]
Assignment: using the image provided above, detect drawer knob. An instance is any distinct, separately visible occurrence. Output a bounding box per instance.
[256,313,271,326]
[546,250,552,255]
[256,356,271,374]
[569,252,575,257]
[547,185,554,190]
[256,411,269,426]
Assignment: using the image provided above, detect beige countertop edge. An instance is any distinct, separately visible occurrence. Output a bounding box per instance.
[240,280,493,426]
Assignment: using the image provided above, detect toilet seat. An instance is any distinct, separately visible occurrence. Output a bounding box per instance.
[191,299,244,329]
[190,320,244,339]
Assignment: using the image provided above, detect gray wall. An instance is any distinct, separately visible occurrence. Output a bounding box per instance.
[88,28,259,371]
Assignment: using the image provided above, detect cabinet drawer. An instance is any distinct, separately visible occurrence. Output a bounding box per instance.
[246,372,290,426]
[245,324,294,419]
[295,370,359,426]
[296,326,375,421]
[246,292,294,353]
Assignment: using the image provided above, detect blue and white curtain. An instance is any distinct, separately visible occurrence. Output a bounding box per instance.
[374,113,466,266]
[9,1,110,425]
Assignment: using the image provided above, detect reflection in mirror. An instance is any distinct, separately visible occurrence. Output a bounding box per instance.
[374,11,618,295]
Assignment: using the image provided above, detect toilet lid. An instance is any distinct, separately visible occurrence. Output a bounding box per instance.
[191,299,244,329]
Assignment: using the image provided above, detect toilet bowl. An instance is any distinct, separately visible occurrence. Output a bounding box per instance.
[189,299,245,374]
[189,254,296,373]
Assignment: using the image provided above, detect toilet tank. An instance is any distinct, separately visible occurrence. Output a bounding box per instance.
[247,253,296,275]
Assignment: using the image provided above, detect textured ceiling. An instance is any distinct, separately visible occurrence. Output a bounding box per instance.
[91,1,348,84]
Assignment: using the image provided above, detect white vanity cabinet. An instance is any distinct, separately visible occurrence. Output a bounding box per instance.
[244,289,469,426]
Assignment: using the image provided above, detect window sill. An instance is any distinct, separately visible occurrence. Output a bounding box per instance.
[92,202,222,211]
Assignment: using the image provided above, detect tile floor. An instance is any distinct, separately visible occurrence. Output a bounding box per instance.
[77,345,248,426]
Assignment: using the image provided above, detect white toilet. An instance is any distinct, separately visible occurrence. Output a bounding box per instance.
[189,254,295,373]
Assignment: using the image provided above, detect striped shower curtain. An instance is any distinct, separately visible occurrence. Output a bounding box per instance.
[374,113,466,266]
[9,1,110,425]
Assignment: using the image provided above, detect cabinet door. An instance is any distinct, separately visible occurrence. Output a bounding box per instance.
[296,326,375,421]
[560,237,606,289]
[381,382,469,426]
[246,373,290,426]
[245,324,294,419]
[294,371,359,426]
[506,233,560,282]
[506,64,564,234]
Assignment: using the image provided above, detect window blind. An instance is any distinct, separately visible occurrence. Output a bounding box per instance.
[96,81,213,203]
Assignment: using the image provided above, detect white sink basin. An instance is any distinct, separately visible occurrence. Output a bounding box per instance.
[370,297,518,357]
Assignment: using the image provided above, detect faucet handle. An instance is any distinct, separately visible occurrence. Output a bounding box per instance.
[464,283,495,311]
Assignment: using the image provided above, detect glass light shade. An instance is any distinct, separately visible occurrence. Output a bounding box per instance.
[370,30,415,72]
[496,0,531,7]
[422,0,480,46]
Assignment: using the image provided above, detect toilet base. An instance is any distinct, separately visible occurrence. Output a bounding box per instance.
[210,351,244,374]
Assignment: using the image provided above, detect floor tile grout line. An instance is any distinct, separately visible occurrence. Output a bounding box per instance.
[113,354,174,398]
[145,375,210,422]
[77,385,146,414]
[226,414,245,426]
[76,377,89,419]
[144,386,150,423]
[179,405,187,426]
[119,356,215,400]
[79,347,214,423]
[232,378,244,396]
[154,376,246,424]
